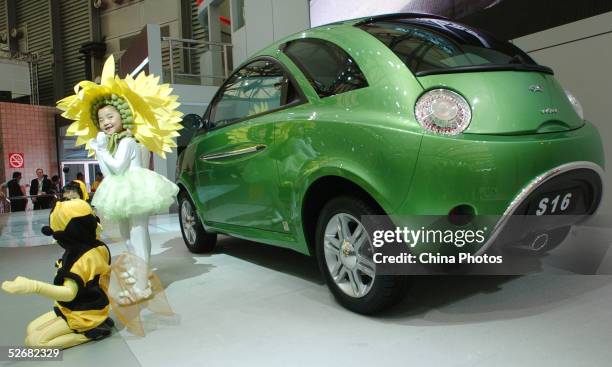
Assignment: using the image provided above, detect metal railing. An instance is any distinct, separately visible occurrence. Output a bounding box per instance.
[0,197,10,214]
[161,36,232,85]
[0,194,59,214]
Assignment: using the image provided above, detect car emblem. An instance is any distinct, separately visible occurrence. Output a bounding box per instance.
[342,240,352,256]
[529,85,544,92]
[541,108,558,114]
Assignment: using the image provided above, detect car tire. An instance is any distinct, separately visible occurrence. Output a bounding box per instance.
[178,192,217,253]
[315,196,411,314]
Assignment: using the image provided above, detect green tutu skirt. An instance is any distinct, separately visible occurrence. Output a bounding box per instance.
[92,167,179,220]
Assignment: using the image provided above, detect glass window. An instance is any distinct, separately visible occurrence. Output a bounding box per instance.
[358,19,548,76]
[283,38,368,98]
[210,60,286,128]
[59,124,89,160]
[231,0,245,31]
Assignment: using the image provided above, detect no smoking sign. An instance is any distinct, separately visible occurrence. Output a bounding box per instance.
[8,153,24,168]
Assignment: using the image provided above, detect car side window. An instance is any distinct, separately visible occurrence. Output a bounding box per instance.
[283,38,368,98]
[210,60,288,128]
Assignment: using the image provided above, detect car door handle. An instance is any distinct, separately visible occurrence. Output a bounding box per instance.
[200,144,267,161]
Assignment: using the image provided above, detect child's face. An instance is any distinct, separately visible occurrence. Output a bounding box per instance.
[98,105,124,134]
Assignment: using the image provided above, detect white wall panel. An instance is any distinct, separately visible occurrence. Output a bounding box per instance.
[142,0,181,25]
[244,0,274,57]
[272,0,310,42]
[229,0,308,66]
[101,0,179,45]
[101,4,142,42]
[231,26,248,68]
[515,11,612,216]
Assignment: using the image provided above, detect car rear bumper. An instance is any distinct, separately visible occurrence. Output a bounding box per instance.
[475,161,603,254]
[394,121,605,253]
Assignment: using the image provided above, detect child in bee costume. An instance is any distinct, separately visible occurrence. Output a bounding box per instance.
[1,199,113,348]
[57,55,182,305]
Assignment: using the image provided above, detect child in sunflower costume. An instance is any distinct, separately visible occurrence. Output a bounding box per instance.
[57,55,182,305]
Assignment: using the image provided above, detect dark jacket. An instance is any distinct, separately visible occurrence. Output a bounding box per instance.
[6,179,24,198]
[30,176,53,196]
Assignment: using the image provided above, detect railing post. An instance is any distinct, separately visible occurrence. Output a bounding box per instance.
[33,53,39,105]
[222,44,229,79]
[29,60,35,105]
[169,39,175,84]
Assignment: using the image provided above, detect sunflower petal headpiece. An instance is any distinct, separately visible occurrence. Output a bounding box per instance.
[56,55,183,158]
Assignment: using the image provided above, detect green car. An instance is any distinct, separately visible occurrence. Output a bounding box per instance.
[176,13,604,313]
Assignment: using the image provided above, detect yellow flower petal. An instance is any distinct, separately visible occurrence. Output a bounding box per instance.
[100,55,116,85]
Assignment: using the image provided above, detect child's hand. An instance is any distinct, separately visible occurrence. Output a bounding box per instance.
[96,132,108,149]
[1,276,38,295]
[88,137,99,150]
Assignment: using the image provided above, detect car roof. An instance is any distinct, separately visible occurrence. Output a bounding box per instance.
[249,13,450,62]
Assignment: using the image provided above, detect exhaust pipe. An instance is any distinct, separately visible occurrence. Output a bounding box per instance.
[530,233,549,251]
[510,233,550,252]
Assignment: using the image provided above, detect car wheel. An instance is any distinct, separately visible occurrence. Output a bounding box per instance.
[315,196,410,314]
[178,193,217,253]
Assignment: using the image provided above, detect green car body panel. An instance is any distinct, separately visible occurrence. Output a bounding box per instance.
[176,16,605,256]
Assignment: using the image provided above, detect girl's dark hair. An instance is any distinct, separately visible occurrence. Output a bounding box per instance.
[61,182,84,200]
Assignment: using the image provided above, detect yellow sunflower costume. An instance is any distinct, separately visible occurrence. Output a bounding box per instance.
[57,56,182,220]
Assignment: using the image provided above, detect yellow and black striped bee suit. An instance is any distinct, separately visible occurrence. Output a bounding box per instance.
[44,199,112,338]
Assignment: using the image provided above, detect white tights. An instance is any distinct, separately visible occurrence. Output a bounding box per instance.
[118,214,151,291]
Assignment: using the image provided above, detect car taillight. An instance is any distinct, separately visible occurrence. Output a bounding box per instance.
[415,89,472,135]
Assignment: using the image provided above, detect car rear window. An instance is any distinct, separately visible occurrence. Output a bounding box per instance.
[358,19,551,76]
[282,38,368,98]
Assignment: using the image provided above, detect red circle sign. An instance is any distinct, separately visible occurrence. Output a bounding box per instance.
[8,153,24,168]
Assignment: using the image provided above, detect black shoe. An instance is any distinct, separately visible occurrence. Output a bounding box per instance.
[84,318,115,340]
[103,317,115,328]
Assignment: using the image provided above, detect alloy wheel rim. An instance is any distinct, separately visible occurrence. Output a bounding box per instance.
[181,200,197,245]
[323,213,376,298]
